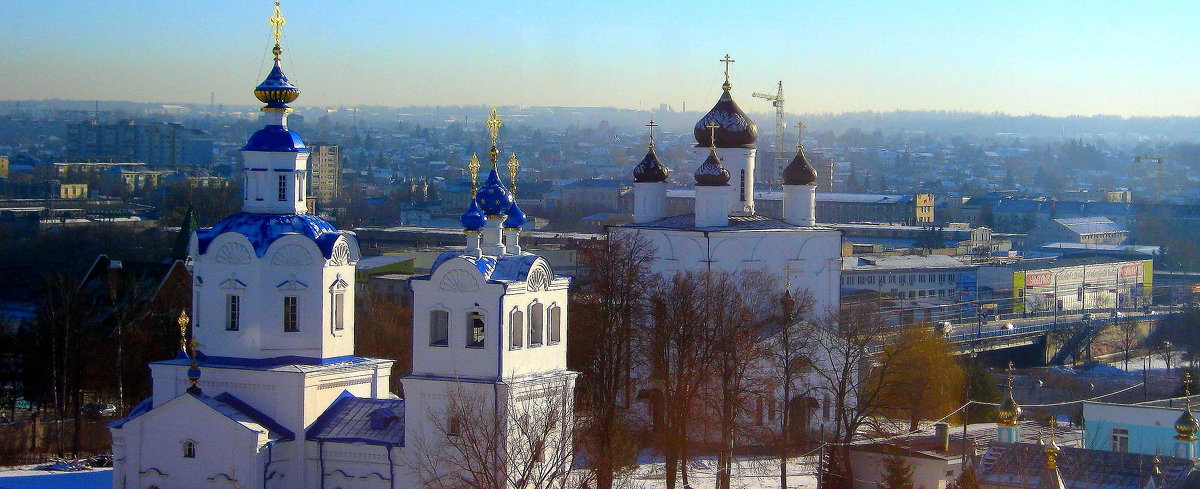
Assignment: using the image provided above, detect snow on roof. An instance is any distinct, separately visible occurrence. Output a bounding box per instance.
[842,254,971,271]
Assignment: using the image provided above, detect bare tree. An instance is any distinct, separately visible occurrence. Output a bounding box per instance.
[408,380,579,489]
[808,298,916,489]
[769,285,816,489]
[1114,321,1142,371]
[876,326,964,431]
[705,271,765,489]
[355,289,413,394]
[571,231,658,489]
[642,271,714,489]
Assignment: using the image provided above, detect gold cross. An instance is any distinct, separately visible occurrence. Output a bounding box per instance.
[486,108,502,169]
[720,54,735,84]
[507,153,520,194]
[706,122,720,150]
[1006,361,1015,389]
[646,120,658,148]
[784,263,793,293]
[177,310,190,353]
[467,153,481,194]
[796,122,806,150]
[270,2,286,47]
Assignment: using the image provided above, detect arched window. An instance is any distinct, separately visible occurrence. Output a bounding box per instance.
[529,303,544,347]
[429,310,449,347]
[509,310,524,349]
[548,305,562,344]
[466,312,485,349]
[183,440,196,458]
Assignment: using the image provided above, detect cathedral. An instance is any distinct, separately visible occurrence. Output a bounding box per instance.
[612,55,843,316]
[109,5,576,488]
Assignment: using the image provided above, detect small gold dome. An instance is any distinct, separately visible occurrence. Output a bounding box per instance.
[1176,408,1198,441]
[998,391,1022,426]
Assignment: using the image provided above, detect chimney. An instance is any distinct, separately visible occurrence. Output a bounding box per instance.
[935,422,950,452]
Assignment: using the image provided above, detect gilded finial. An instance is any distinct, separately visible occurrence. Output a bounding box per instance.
[507,153,520,195]
[177,310,190,353]
[269,2,286,61]
[1045,417,1060,469]
[706,122,720,151]
[1007,361,1015,389]
[998,361,1022,426]
[486,108,502,170]
[796,122,806,151]
[720,54,735,90]
[467,153,481,194]
[646,120,658,149]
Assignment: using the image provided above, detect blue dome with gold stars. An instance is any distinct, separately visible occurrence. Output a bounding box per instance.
[475,170,513,217]
[460,200,486,232]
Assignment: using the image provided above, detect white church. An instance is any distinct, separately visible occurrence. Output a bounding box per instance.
[109,6,576,488]
[612,57,843,320]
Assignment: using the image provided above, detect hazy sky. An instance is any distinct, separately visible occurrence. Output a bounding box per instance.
[4,1,1200,116]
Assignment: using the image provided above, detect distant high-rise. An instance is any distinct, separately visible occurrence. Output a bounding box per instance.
[65,120,214,166]
[308,143,341,205]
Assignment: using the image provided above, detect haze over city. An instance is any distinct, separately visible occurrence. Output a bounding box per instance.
[6,1,1200,116]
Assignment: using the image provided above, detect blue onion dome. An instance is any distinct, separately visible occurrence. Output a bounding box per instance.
[694,87,757,148]
[475,170,514,217]
[633,147,670,183]
[460,200,486,232]
[694,148,731,186]
[503,201,527,230]
[186,364,202,395]
[782,147,818,185]
[254,45,301,109]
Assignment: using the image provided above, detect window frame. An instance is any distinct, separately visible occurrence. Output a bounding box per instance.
[529,302,544,347]
[548,304,562,344]
[466,311,486,349]
[225,295,240,331]
[183,440,197,458]
[277,174,287,201]
[332,292,345,332]
[509,309,524,350]
[429,309,450,347]
[283,296,299,332]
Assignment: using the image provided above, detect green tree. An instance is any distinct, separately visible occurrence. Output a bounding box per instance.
[876,447,916,489]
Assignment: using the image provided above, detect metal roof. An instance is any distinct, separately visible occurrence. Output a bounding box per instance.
[306,392,405,446]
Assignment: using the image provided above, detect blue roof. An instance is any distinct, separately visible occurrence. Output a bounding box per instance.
[159,352,370,370]
[196,212,351,259]
[109,392,293,441]
[306,392,405,446]
[428,252,542,283]
[242,125,309,152]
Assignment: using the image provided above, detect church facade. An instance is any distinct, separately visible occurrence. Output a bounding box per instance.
[109,6,576,489]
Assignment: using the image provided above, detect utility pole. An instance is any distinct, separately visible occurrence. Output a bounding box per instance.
[753,81,785,183]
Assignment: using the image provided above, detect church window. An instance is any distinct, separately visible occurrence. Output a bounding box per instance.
[430,310,449,347]
[283,296,298,332]
[767,398,776,423]
[822,394,831,420]
[755,397,764,426]
[183,440,196,458]
[529,303,544,347]
[510,310,524,349]
[740,170,747,201]
[277,174,287,201]
[467,312,485,349]
[548,305,562,344]
[225,295,240,331]
[332,292,345,331]
[448,416,462,436]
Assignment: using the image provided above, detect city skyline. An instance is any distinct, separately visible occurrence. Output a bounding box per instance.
[4,1,1200,117]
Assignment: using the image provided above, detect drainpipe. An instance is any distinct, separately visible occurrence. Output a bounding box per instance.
[318,440,326,489]
[387,444,396,489]
[262,440,274,489]
[495,296,505,484]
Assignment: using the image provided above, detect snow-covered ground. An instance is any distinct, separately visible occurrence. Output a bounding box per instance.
[626,453,819,489]
[0,467,110,489]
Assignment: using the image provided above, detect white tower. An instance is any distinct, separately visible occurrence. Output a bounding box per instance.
[632,120,670,224]
[782,122,819,226]
[404,109,578,486]
[692,54,758,217]
[110,8,393,489]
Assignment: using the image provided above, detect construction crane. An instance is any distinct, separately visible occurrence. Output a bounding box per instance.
[752,81,785,183]
[1133,155,1166,202]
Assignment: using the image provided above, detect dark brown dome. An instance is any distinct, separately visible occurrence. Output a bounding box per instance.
[782,148,818,185]
[694,88,757,148]
[694,148,731,186]
[633,148,670,183]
